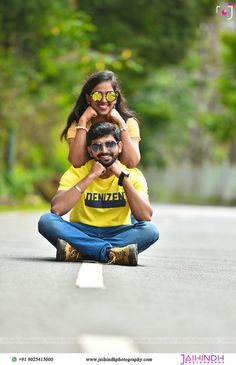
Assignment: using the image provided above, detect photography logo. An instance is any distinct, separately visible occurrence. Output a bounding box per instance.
[180,353,224,365]
[216,2,234,20]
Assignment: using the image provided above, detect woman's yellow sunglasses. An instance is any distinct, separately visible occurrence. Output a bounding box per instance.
[90,90,117,102]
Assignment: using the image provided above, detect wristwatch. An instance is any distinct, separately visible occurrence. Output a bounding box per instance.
[118,171,130,186]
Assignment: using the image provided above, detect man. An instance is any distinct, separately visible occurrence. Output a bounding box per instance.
[38,122,159,266]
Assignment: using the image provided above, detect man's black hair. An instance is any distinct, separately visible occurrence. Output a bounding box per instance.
[87,122,121,146]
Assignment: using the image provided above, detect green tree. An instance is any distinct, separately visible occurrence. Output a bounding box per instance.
[201,30,236,163]
[79,0,217,69]
[0,0,140,201]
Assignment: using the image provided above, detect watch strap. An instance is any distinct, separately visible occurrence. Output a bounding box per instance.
[118,171,129,186]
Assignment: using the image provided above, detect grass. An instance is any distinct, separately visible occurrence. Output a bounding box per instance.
[0,191,51,212]
[0,201,50,212]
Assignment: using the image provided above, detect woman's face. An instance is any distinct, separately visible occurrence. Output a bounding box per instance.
[87,81,117,116]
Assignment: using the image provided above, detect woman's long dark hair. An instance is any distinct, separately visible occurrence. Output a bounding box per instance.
[61,70,138,140]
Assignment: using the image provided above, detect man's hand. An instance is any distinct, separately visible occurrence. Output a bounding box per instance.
[108,161,123,178]
[89,161,106,178]
[79,106,98,126]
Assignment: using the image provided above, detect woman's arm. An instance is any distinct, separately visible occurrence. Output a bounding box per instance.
[119,135,140,168]
[67,107,97,167]
[68,131,89,167]
[109,109,141,168]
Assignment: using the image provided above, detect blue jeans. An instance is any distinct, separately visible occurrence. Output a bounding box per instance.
[38,213,159,263]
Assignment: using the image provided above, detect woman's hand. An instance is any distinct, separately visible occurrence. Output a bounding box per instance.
[107,108,124,127]
[79,106,98,126]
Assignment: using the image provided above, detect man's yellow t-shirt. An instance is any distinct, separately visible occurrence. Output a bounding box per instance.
[58,160,148,227]
[66,117,140,140]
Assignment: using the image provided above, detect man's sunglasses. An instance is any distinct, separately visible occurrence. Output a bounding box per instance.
[90,90,117,103]
[91,140,118,153]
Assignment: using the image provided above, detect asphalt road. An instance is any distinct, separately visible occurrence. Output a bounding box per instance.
[0,204,236,353]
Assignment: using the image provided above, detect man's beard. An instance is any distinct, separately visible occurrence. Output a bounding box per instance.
[96,153,118,167]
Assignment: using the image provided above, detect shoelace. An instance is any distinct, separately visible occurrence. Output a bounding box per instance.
[69,247,82,260]
[108,250,127,264]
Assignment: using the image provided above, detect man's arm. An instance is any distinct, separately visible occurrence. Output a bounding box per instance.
[122,177,153,221]
[109,162,153,221]
[51,162,106,216]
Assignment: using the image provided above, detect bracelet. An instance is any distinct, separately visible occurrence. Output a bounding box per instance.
[120,126,128,132]
[75,126,88,132]
[74,185,83,194]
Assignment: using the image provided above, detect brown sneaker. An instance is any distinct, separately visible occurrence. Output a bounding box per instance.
[108,244,138,266]
[56,239,84,262]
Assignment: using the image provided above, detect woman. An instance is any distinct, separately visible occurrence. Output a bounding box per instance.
[61,70,141,168]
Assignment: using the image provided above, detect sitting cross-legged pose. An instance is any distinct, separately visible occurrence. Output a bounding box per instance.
[39,122,159,266]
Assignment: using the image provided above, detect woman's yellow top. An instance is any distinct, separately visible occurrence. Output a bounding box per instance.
[67,117,140,140]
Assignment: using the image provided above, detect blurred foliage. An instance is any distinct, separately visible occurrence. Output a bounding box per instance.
[0,0,140,202]
[1,0,235,205]
[78,0,217,68]
[200,29,236,163]
[132,67,197,167]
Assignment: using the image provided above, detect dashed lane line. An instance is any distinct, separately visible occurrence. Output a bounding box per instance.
[76,262,105,289]
[78,334,139,353]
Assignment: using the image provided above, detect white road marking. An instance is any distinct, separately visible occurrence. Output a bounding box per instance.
[78,334,139,353]
[76,262,105,289]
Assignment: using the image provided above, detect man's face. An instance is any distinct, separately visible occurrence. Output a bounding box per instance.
[88,134,122,167]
